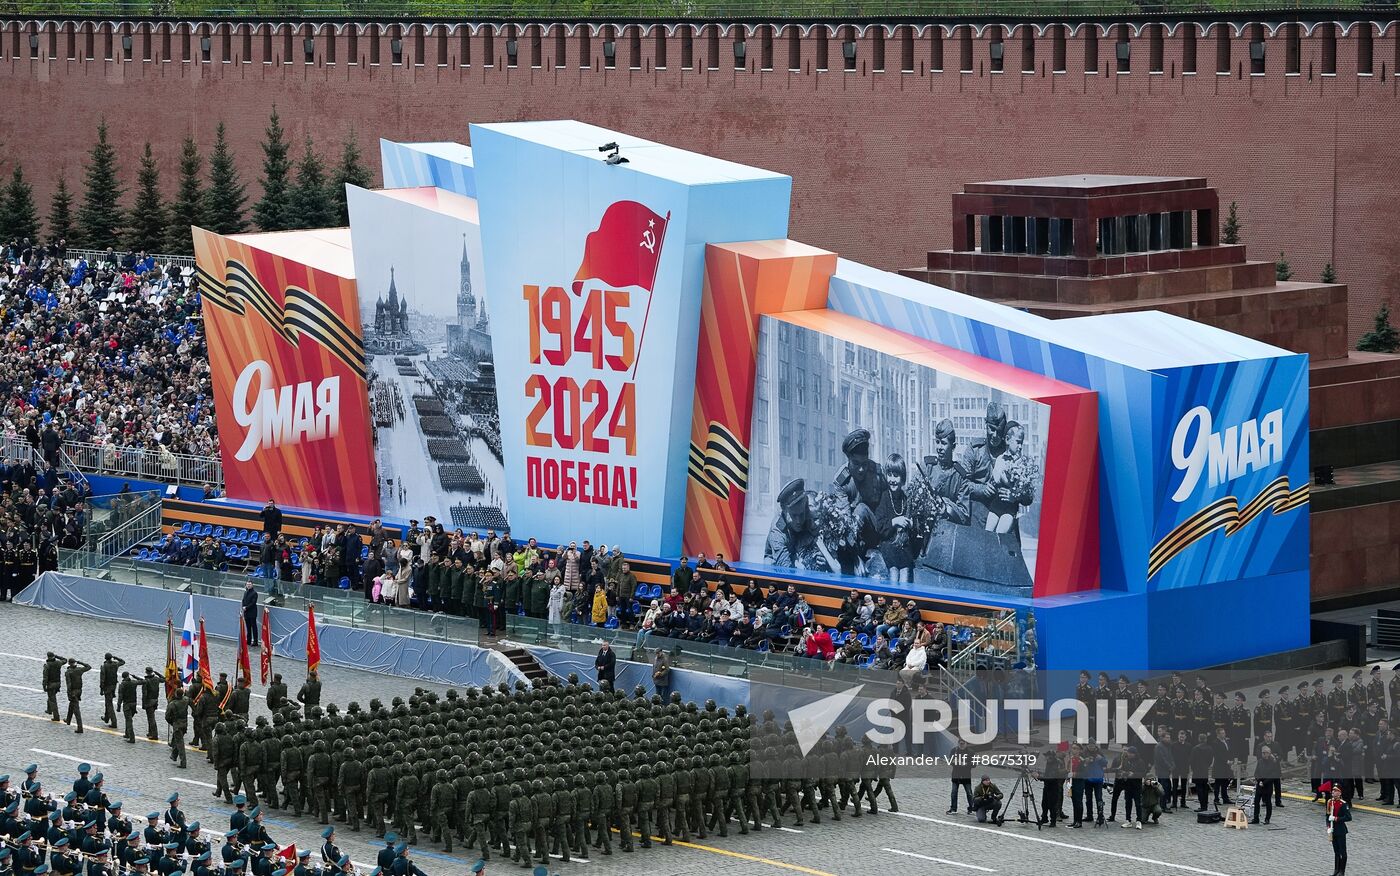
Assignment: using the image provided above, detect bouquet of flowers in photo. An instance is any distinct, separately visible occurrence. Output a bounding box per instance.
[905,473,940,533]
[811,490,859,549]
[1002,455,1040,506]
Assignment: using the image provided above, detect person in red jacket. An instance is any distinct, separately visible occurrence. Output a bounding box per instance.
[811,624,836,661]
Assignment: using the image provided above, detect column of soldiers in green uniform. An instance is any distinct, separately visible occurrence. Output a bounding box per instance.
[1070,668,1400,810]
[178,674,896,870]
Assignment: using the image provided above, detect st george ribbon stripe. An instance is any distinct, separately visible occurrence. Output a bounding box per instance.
[205,259,366,380]
[1149,476,1309,579]
[688,421,751,501]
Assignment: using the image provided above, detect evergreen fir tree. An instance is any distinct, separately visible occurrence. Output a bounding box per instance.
[48,174,75,245]
[253,107,293,232]
[1274,251,1292,282]
[206,122,248,235]
[331,131,373,225]
[289,137,334,230]
[1357,303,1400,353]
[77,119,125,249]
[1,165,41,244]
[126,142,167,253]
[166,136,205,254]
[1321,262,1337,284]
[1221,201,1241,245]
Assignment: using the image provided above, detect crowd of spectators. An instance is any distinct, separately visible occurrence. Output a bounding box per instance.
[0,237,216,463]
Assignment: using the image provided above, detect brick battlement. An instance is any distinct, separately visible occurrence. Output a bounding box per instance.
[2,15,1397,81]
[0,13,1396,346]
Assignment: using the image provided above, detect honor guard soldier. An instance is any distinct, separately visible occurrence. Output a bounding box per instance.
[63,658,91,733]
[144,813,166,847]
[22,764,41,795]
[319,827,339,867]
[220,832,242,866]
[84,774,109,821]
[1349,670,1369,711]
[49,838,79,876]
[291,850,315,876]
[0,847,12,876]
[192,852,218,876]
[118,833,142,869]
[1228,693,1251,765]
[86,847,112,876]
[43,654,63,721]
[14,833,40,876]
[108,802,131,839]
[142,668,162,740]
[164,793,188,845]
[240,809,271,848]
[72,765,94,800]
[117,672,139,743]
[1328,675,1349,727]
[184,822,207,858]
[230,796,249,832]
[0,774,14,809]
[99,654,125,728]
[375,836,397,871]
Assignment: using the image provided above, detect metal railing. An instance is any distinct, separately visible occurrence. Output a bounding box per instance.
[503,614,1001,694]
[64,247,196,269]
[62,439,223,488]
[2,2,1395,20]
[85,491,163,565]
[947,607,1021,674]
[57,550,484,643]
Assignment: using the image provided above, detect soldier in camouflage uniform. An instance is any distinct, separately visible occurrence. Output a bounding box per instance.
[279,735,304,817]
[428,770,454,852]
[465,776,493,861]
[260,725,282,811]
[590,770,614,855]
[339,751,366,832]
[506,781,533,869]
[392,760,419,844]
[307,740,333,826]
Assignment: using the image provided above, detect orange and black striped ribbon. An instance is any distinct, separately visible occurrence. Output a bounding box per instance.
[688,421,750,501]
[199,258,366,381]
[1148,476,1309,579]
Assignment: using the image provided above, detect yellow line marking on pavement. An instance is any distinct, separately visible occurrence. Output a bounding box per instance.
[1281,790,1400,817]
[616,830,838,876]
[0,708,207,753]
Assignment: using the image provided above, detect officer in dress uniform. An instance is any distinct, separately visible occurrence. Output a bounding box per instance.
[1328,675,1349,728]
[1228,693,1251,767]
[1274,686,1296,762]
[291,850,316,876]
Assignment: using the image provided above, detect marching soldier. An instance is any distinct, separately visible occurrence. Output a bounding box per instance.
[212,725,237,804]
[99,654,125,728]
[117,672,139,743]
[297,671,322,710]
[429,770,454,852]
[266,674,289,712]
[260,726,282,812]
[280,734,305,817]
[141,668,162,740]
[163,793,188,846]
[165,688,189,769]
[339,752,365,833]
[237,728,264,808]
[290,850,314,876]
[43,653,63,721]
[63,657,91,733]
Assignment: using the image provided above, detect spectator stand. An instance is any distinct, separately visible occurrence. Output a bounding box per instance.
[81,490,162,566]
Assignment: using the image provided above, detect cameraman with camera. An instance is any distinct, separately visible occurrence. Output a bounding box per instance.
[971,775,1005,825]
[1036,748,1067,827]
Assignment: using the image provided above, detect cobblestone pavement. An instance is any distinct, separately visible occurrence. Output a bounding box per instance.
[2,602,1397,876]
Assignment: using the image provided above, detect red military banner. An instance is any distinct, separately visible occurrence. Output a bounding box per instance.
[306,604,321,673]
[260,607,273,685]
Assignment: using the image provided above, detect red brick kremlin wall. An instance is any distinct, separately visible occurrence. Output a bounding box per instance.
[1,16,1397,341]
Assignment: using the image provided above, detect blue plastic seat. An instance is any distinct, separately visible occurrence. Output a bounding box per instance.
[177,521,193,535]
[137,548,150,560]
[858,633,871,649]
[604,617,620,629]
[219,562,228,572]
[756,639,771,653]
[630,601,641,616]
[338,576,351,590]
[212,526,225,539]
[360,545,369,559]
[198,523,212,537]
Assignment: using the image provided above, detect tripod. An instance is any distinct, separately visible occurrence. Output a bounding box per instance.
[1008,769,1042,831]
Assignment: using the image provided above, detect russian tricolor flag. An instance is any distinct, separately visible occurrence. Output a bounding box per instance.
[180,596,199,683]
